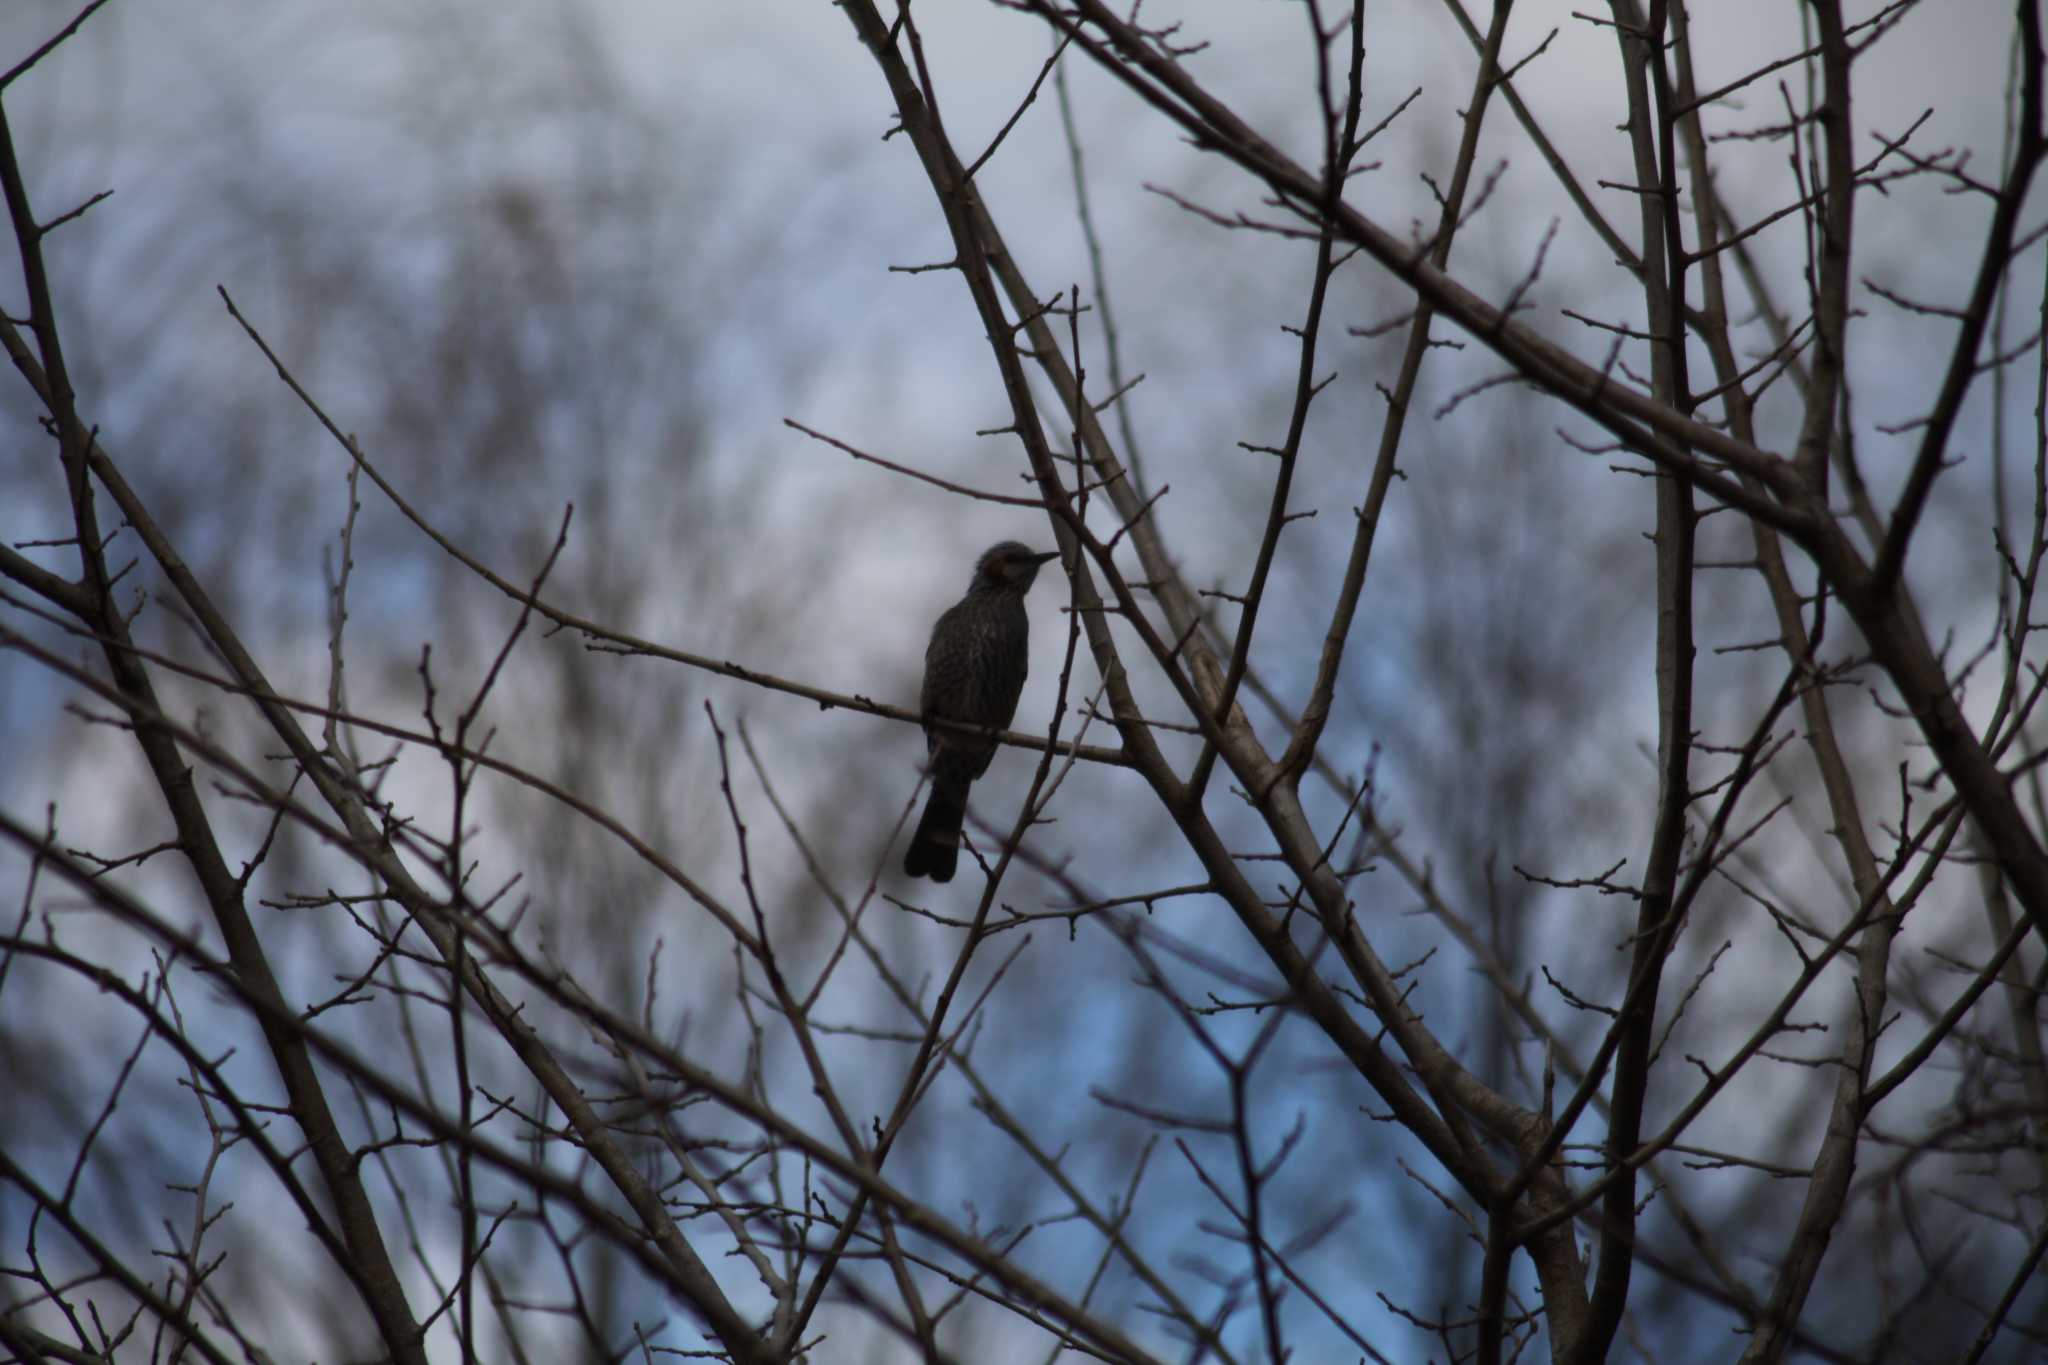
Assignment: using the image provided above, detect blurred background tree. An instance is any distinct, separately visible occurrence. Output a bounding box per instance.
[2,2,2043,1362]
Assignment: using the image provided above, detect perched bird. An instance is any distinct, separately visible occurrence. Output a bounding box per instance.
[903,541,1061,882]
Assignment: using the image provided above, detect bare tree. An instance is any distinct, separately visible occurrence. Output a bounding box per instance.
[3,2,2045,1363]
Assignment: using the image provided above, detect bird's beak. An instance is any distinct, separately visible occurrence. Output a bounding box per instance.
[1031,550,1060,566]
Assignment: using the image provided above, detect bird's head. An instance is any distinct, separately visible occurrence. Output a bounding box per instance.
[973,541,1061,592]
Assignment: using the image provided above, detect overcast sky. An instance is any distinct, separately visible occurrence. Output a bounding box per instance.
[1,4,2038,1360]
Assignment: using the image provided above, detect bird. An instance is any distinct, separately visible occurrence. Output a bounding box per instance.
[903,540,1061,882]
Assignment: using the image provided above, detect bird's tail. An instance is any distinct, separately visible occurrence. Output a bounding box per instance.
[903,774,970,882]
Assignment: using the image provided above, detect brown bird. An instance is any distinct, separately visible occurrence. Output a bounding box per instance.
[903,541,1060,882]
